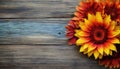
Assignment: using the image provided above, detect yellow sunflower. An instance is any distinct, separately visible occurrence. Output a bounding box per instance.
[75,12,120,59]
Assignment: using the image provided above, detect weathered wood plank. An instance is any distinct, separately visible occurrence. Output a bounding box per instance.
[0,19,68,44]
[0,19,66,37]
[0,0,79,18]
[0,45,106,69]
[0,36,66,45]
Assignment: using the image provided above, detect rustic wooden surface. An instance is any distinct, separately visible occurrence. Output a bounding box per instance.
[0,0,107,69]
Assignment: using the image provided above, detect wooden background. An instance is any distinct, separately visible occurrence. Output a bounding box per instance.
[0,0,107,69]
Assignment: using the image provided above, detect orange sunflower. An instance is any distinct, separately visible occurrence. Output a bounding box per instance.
[66,20,79,45]
[73,0,103,21]
[103,0,120,21]
[75,12,120,59]
[99,44,120,68]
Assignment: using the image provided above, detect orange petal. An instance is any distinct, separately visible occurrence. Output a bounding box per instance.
[72,17,80,21]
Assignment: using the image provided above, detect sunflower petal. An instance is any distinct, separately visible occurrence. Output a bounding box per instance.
[97,46,103,55]
[88,44,96,52]
[94,50,99,59]
[96,12,103,23]
[109,21,116,30]
[84,19,91,27]
[104,15,111,28]
[108,30,120,38]
[88,13,95,22]
[75,30,89,37]
[109,50,112,55]
[79,22,88,31]
[109,44,117,52]
[80,46,85,52]
[109,38,120,44]
[104,47,110,55]
[83,48,88,54]
[76,37,90,46]
[88,51,93,57]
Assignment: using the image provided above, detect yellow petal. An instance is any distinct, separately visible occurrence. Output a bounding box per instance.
[109,21,116,30]
[80,43,89,52]
[83,43,89,50]
[109,44,117,52]
[96,12,103,23]
[109,50,112,55]
[104,47,110,55]
[83,48,88,54]
[76,38,90,46]
[94,50,99,59]
[84,19,91,27]
[80,46,85,52]
[109,38,120,44]
[97,46,103,55]
[88,13,95,22]
[104,15,111,28]
[75,30,89,37]
[88,44,96,53]
[79,22,88,31]
[108,30,120,38]
[88,51,93,57]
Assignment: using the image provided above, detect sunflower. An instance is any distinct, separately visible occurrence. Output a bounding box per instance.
[99,45,120,68]
[66,20,79,45]
[72,0,103,21]
[75,12,120,59]
[104,0,120,21]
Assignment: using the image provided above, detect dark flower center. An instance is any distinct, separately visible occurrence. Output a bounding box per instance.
[94,29,105,41]
[90,26,108,44]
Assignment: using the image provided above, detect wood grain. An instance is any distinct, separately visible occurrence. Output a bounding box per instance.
[0,0,79,18]
[0,45,105,69]
[0,19,67,45]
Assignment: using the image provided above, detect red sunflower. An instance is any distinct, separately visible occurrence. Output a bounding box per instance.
[99,44,120,69]
[72,0,103,21]
[104,0,120,21]
[66,20,79,45]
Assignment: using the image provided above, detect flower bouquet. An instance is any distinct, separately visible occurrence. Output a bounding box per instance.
[66,0,120,68]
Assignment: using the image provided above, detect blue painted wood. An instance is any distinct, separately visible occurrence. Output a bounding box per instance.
[0,21,66,38]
